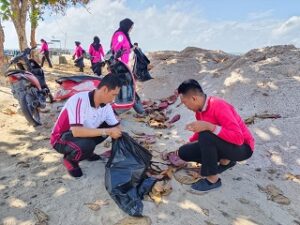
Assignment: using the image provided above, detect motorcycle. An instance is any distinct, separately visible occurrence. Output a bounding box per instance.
[53,50,144,114]
[4,47,53,126]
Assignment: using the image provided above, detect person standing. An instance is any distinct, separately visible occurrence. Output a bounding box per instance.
[40,39,53,68]
[89,36,105,75]
[73,41,85,72]
[110,18,134,65]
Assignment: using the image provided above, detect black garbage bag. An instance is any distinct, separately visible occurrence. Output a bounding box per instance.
[105,132,156,216]
[133,48,153,82]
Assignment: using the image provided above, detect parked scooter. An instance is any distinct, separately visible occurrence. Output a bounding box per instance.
[4,47,53,126]
[53,50,144,114]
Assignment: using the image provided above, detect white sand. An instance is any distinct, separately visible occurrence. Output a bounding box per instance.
[1,45,300,225]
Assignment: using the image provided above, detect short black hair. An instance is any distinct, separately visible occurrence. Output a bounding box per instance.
[177,79,204,95]
[134,42,138,46]
[97,73,122,90]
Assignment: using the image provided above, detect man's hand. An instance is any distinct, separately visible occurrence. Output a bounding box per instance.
[185,121,215,133]
[107,127,122,139]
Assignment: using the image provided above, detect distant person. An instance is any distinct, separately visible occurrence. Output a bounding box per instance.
[133,42,153,82]
[50,74,122,177]
[72,41,85,72]
[89,36,105,76]
[40,39,52,68]
[111,18,134,65]
[175,79,255,192]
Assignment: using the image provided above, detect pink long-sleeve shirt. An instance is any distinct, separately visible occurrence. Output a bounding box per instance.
[111,31,131,64]
[189,96,255,151]
[74,45,83,59]
[40,42,49,53]
[88,44,104,63]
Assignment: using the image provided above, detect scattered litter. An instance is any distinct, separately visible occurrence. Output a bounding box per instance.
[84,199,109,211]
[174,168,202,185]
[2,108,16,115]
[16,161,30,168]
[168,114,181,124]
[146,180,172,205]
[161,151,187,167]
[33,208,49,225]
[284,173,300,181]
[244,113,281,125]
[257,184,290,205]
[114,216,151,225]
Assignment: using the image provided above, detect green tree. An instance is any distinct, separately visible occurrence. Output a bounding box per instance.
[0,0,90,51]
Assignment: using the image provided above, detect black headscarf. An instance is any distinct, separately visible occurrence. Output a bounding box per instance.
[112,18,134,48]
[92,36,101,51]
[40,39,47,44]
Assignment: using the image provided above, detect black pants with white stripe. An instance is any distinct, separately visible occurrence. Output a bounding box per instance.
[178,131,253,176]
[53,122,113,162]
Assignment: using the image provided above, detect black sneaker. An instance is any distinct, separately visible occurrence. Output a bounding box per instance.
[191,178,222,192]
[63,159,83,177]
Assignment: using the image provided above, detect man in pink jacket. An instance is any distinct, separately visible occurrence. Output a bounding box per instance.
[110,18,134,65]
[177,79,255,192]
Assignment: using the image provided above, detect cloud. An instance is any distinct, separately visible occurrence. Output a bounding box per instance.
[2,0,300,53]
[247,9,274,20]
[272,16,300,36]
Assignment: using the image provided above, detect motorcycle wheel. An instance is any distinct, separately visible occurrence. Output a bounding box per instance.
[133,93,145,114]
[19,92,42,126]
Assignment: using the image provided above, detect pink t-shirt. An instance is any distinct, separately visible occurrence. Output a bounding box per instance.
[111,31,131,64]
[189,96,255,151]
[74,46,83,58]
[89,44,104,63]
[40,42,49,53]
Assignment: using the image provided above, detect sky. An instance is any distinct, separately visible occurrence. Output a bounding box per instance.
[2,0,300,53]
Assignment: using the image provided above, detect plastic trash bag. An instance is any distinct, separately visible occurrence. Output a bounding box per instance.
[105,132,156,216]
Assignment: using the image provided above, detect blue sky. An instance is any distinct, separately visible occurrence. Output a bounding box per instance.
[127,0,299,21]
[3,0,300,53]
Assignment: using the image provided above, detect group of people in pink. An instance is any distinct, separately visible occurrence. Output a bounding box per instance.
[72,18,134,74]
[40,18,134,74]
[49,17,255,193]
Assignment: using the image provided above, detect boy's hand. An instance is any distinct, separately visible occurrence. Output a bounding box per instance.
[185,121,215,133]
[107,127,122,139]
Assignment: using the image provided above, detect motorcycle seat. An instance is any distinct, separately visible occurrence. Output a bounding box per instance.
[5,69,25,76]
[56,75,102,84]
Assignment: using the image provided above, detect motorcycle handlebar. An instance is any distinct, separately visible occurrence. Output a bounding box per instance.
[9,46,36,64]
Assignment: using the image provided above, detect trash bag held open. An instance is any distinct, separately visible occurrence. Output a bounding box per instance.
[105,132,156,216]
